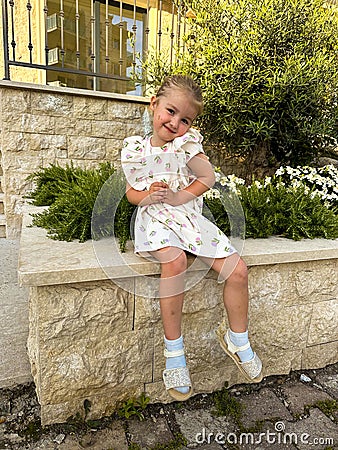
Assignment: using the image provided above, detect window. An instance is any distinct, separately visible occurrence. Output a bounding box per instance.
[46,0,147,94]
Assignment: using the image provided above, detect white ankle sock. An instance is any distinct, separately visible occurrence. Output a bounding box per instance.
[228,329,254,363]
[164,335,189,394]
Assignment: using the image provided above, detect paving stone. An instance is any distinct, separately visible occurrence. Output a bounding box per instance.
[238,388,293,429]
[175,408,237,447]
[57,424,128,450]
[127,416,174,448]
[30,437,58,449]
[315,372,338,400]
[281,382,335,416]
[284,408,337,450]
[0,238,31,389]
[230,421,297,450]
[0,240,21,285]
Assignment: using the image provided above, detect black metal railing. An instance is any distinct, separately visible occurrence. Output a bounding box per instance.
[2,0,189,95]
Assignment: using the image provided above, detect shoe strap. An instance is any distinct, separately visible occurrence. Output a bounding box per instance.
[226,331,250,354]
[164,348,185,358]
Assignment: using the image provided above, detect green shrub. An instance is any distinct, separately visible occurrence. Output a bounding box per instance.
[140,0,338,168]
[26,163,338,249]
[204,164,338,240]
[27,163,136,251]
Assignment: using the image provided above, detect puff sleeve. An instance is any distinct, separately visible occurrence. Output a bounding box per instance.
[121,136,148,191]
[172,128,205,162]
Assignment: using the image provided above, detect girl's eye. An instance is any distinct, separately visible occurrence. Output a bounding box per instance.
[182,118,189,125]
[167,108,175,115]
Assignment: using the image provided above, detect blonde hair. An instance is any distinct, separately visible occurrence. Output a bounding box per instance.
[155,75,204,116]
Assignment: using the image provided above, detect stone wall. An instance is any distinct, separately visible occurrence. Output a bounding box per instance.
[0,80,149,237]
[19,206,338,425]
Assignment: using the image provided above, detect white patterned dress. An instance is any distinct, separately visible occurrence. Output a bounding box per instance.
[121,128,236,259]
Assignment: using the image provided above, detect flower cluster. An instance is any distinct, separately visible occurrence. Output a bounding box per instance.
[211,170,246,195]
[274,165,338,208]
[206,164,338,210]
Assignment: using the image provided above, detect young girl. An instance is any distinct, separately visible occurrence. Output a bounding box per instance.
[121,75,262,401]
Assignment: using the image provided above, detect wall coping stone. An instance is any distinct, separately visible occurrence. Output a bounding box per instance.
[18,205,338,287]
[0,80,150,104]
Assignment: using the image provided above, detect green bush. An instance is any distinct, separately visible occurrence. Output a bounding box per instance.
[140,0,338,168]
[204,164,338,240]
[27,163,136,251]
[26,163,338,249]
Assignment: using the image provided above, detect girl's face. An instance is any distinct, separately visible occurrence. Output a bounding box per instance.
[149,88,199,147]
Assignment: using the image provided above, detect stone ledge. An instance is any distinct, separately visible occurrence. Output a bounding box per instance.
[18,205,338,287]
[0,80,150,104]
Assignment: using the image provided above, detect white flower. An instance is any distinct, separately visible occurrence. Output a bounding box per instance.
[291,179,302,189]
[253,180,262,189]
[275,167,285,176]
[204,188,221,200]
[264,177,272,187]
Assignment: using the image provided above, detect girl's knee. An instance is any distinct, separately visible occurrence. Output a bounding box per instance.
[162,250,187,276]
[228,257,248,285]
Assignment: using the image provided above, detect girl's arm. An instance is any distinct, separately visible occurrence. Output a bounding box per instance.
[126,181,168,206]
[164,153,215,206]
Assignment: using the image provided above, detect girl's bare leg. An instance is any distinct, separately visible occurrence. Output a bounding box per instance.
[150,247,191,395]
[199,253,261,368]
[150,247,187,339]
[201,253,249,332]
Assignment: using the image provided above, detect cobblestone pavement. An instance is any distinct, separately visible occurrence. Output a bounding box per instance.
[0,364,337,450]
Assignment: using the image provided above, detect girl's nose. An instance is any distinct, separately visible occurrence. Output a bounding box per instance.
[170,117,179,130]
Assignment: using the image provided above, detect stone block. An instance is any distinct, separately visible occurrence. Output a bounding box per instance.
[91,120,127,139]
[182,311,228,374]
[134,293,161,330]
[174,408,237,448]
[249,265,287,309]
[68,136,106,160]
[284,408,337,450]
[28,281,157,409]
[182,275,223,314]
[2,131,44,152]
[238,388,293,429]
[40,384,145,425]
[58,423,129,450]
[128,416,174,449]
[37,328,153,405]
[294,261,337,303]
[105,138,123,161]
[281,383,334,416]
[248,260,337,308]
[107,102,144,120]
[20,113,56,134]
[1,89,30,112]
[36,282,134,338]
[307,299,338,345]
[39,134,67,152]
[41,148,68,163]
[73,97,108,119]
[54,116,91,135]
[260,349,302,379]
[302,342,338,370]
[30,93,73,116]
[192,365,239,393]
[249,303,312,351]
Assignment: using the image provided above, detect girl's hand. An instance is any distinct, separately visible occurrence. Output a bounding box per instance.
[162,187,181,206]
[148,181,169,204]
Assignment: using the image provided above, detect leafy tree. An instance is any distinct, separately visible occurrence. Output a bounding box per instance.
[141,0,338,171]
